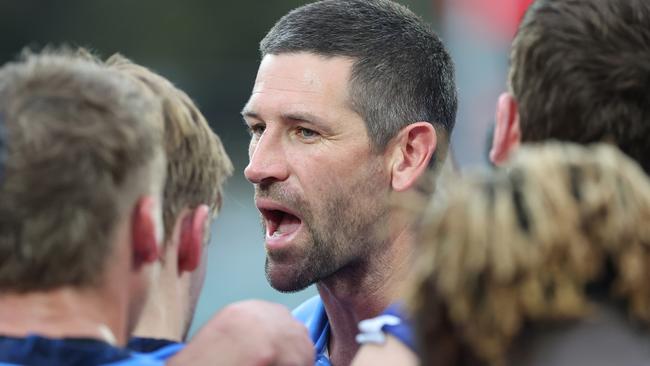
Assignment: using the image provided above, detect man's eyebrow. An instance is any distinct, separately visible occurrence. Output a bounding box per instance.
[281,112,326,128]
[240,109,262,129]
[240,108,259,120]
[240,110,331,131]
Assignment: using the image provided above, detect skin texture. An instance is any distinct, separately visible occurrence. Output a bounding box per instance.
[0,195,163,346]
[167,300,314,366]
[133,206,209,341]
[490,92,521,166]
[243,53,391,294]
[243,52,436,366]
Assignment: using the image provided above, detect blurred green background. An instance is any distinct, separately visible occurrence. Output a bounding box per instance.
[0,0,513,335]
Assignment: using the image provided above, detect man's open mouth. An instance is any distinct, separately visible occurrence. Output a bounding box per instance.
[261,208,302,238]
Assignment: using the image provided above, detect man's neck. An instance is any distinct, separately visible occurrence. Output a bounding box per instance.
[317,226,415,366]
[0,287,126,346]
[133,261,188,342]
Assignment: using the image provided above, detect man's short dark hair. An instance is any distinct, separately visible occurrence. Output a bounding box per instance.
[261,0,457,168]
[510,0,650,172]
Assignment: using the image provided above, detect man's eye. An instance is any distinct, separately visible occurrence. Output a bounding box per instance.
[247,124,265,136]
[297,127,318,139]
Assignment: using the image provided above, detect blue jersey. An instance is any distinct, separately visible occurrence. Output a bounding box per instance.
[0,334,182,366]
[293,297,416,366]
[126,337,180,354]
[293,296,331,366]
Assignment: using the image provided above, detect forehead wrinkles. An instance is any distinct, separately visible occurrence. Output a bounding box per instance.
[247,55,363,128]
[252,71,324,96]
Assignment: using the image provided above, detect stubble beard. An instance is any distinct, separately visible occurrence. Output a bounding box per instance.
[261,164,389,293]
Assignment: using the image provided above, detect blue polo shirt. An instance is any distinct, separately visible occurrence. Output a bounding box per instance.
[293,296,331,366]
[0,334,182,366]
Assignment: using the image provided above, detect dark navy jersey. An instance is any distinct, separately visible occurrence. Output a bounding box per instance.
[126,337,180,354]
[0,335,130,366]
[0,334,182,366]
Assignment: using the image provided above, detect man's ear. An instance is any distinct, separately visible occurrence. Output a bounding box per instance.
[390,122,437,192]
[490,92,521,166]
[132,196,161,269]
[178,204,210,273]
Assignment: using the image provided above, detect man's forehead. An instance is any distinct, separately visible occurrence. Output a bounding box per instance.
[252,73,322,95]
[253,53,353,95]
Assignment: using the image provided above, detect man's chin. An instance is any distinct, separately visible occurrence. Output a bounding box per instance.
[265,261,314,293]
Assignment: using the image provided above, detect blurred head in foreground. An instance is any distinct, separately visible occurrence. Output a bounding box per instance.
[106,54,233,341]
[0,49,166,344]
[490,0,650,172]
[411,142,650,366]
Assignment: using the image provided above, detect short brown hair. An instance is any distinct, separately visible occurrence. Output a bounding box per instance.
[0,50,165,292]
[105,55,233,238]
[509,0,650,172]
[261,0,457,170]
[410,143,650,365]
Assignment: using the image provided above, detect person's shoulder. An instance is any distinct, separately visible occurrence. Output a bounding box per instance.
[292,295,325,323]
[292,295,332,353]
[0,335,132,366]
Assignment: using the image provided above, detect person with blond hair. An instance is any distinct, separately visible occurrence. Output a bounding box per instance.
[0,49,168,365]
[0,49,313,366]
[356,0,650,362]
[106,54,314,365]
[358,142,650,366]
[107,54,233,345]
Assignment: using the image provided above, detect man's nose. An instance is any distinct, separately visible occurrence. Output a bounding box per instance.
[244,132,290,185]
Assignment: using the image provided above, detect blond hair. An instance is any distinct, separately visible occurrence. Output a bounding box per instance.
[0,50,165,291]
[105,55,233,238]
[409,143,650,365]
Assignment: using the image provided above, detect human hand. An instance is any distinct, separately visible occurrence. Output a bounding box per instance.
[167,300,314,366]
